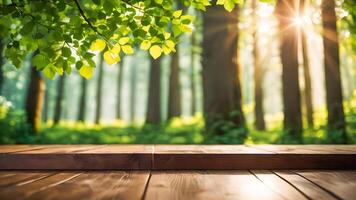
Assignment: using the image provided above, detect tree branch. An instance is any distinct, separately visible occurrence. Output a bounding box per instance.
[73,0,104,38]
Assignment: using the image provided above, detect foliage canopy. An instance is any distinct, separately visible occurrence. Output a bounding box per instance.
[0,0,244,79]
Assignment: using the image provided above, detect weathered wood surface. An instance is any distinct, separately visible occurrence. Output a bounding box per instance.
[0,145,153,170]
[0,170,355,200]
[0,145,355,169]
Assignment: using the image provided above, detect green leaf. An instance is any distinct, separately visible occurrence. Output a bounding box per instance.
[155,0,163,5]
[119,37,130,45]
[62,47,71,57]
[149,45,162,59]
[32,54,49,70]
[79,65,94,79]
[140,40,152,50]
[90,39,106,52]
[224,0,236,12]
[43,66,56,79]
[173,10,182,18]
[104,50,121,65]
[122,45,134,54]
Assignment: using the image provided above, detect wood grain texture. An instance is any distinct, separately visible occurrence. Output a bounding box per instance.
[0,172,81,200]
[145,171,284,200]
[251,170,308,200]
[0,145,46,153]
[0,170,355,200]
[295,171,356,200]
[153,145,356,169]
[26,171,150,200]
[249,145,356,154]
[0,145,153,170]
[0,145,355,170]
[275,171,337,200]
[0,171,51,187]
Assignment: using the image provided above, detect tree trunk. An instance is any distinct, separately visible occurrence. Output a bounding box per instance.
[300,0,314,128]
[43,81,49,123]
[77,77,87,122]
[116,60,124,119]
[146,57,161,125]
[252,0,266,130]
[168,50,181,119]
[190,31,197,116]
[0,39,4,96]
[95,54,104,124]
[53,75,66,125]
[25,52,45,133]
[129,61,137,123]
[276,0,302,137]
[202,5,245,135]
[321,0,347,143]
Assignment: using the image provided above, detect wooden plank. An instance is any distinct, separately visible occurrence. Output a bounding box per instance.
[16,145,107,154]
[250,145,356,154]
[0,172,51,187]
[275,171,337,200]
[0,145,153,170]
[251,170,308,200]
[295,171,356,200]
[145,171,284,200]
[0,172,81,200]
[26,171,150,200]
[153,145,356,169]
[0,145,46,153]
[1,145,355,170]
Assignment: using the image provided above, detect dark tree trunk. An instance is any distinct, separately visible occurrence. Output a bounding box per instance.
[129,62,137,123]
[43,81,49,123]
[168,50,181,119]
[146,57,161,125]
[190,31,197,116]
[53,75,66,125]
[252,0,266,131]
[0,39,4,96]
[300,0,314,128]
[321,0,347,143]
[276,0,302,137]
[25,52,45,133]
[95,54,104,124]
[77,77,87,122]
[116,60,124,119]
[202,5,245,135]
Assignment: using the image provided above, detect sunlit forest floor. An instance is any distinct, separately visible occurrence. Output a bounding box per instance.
[1,96,355,145]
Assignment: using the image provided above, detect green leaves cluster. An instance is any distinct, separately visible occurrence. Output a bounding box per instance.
[0,0,241,80]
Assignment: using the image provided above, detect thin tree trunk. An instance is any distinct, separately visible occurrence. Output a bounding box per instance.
[252,0,266,130]
[77,77,87,122]
[25,51,45,133]
[146,57,161,125]
[129,62,137,123]
[300,0,314,128]
[190,31,197,116]
[43,81,49,123]
[53,75,66,125]
[168,50,181,119]
[202,5,245,135]
[321,0,347,143]
[0,39,4,96]
[95,54,104,124]
[116,59,124,119]
[276,0,302,137]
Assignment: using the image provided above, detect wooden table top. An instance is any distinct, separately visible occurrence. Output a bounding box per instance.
[0,170,355,200]
[0,145,355,199]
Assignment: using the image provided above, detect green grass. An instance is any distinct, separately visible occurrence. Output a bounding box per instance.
[1,96,355,145]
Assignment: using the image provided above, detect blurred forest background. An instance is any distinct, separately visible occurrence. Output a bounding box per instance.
[0,0,355,144]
